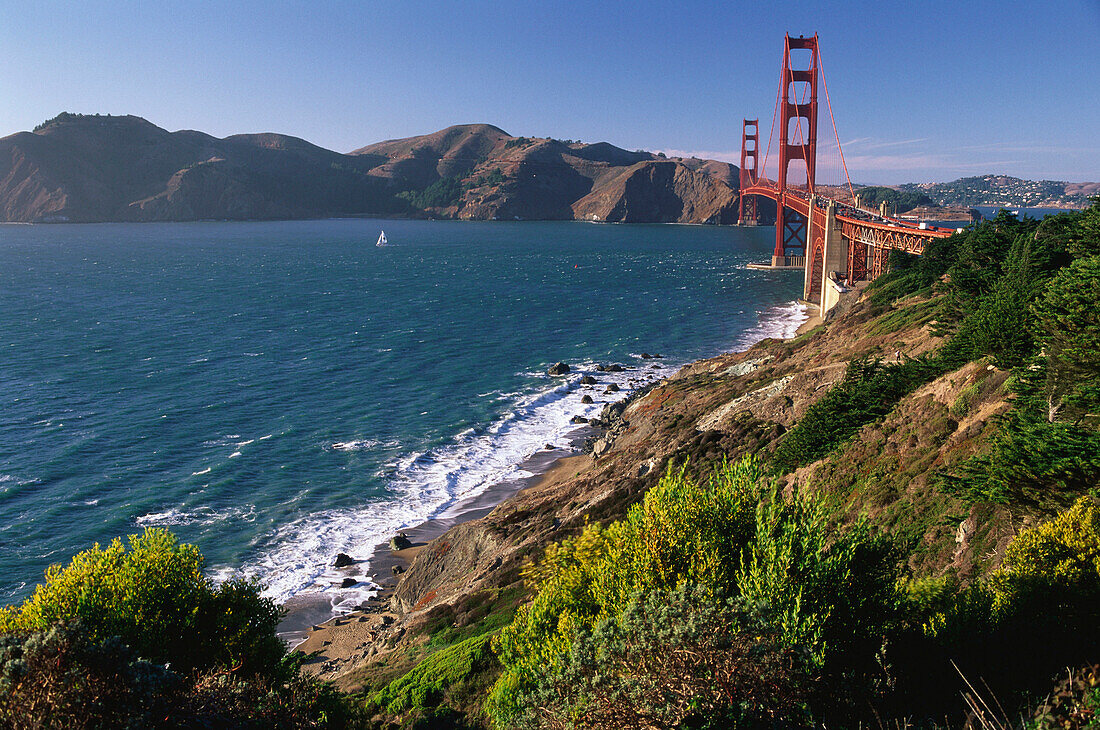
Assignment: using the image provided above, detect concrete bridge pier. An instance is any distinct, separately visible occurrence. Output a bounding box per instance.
[803,198,848,318]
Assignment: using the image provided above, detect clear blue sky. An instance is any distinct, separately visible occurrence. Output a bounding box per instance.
[1,0,1097,183]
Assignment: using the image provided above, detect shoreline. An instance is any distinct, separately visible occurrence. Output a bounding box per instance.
[286,300,814,668]
[278,425,599,647]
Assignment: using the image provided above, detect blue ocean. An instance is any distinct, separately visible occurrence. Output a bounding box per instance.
[0,219,803,612]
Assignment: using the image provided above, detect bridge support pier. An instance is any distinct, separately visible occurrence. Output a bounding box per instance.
[804,199,847,317]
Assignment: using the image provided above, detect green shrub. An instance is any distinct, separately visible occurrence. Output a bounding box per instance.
[990,495,1100,613]
[942,364,1100,506]
[904,498,1100,719]
[487,457,903,727]
[0,621,359,729]
[0,528,283,676]
[510,584,811,730]
[369,632,497,717]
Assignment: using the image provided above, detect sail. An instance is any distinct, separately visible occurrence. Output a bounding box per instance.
[376,230,387,246]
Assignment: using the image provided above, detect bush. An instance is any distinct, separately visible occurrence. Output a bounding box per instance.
[511,584,811,730]
[0,621,180,729]
[0,528,284,676]
[990,495,1100,614]
[368,632,497,718]
[1030,664,1100,730]
[0,621,359,729]
[900,498,1100,719]
[487,457,903,728]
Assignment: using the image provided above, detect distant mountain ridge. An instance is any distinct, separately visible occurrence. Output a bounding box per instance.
[3,115,1089,224]
[0,115,742,224]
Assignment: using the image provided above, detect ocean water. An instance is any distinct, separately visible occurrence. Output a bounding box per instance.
[0,218,803,611]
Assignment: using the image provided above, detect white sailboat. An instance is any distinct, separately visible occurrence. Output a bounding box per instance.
[376,230,387,247]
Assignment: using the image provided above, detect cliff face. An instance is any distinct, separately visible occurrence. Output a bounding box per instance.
[0,116,742,224]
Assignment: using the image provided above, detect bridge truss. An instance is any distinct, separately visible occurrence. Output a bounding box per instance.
[739,34,956,309]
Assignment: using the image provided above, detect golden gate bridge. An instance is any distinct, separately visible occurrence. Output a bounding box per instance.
[739,34,957,317]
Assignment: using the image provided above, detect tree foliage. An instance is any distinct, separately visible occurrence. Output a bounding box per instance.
[0,528,283,676]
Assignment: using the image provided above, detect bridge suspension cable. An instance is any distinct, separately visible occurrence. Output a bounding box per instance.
[818,48,855,202]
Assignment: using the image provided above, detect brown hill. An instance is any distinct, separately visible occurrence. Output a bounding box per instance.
[0,113,399,222]
[352,124,742,223]
[0,115,743,224]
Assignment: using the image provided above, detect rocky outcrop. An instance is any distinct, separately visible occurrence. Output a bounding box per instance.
[571,159,739,224]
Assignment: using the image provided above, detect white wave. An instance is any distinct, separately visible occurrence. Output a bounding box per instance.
[229,451,242,458]
[732,301,809,349]
[136,505,257,528]
[247,358,676,605]
[331,439,379,451]
[192,467,212,476]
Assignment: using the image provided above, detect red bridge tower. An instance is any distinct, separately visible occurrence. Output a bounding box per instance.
[772,33,819,266]
[739,119,759,225]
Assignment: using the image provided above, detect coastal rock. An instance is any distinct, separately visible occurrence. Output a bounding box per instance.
[595,364,606,372]
[581,394,594,404]
[333,553,355,568]
[605,364,625,372]
[605,384,620,393]
[570,415,589,424]
[392,565,405,575]
[389,533,412,551]
[591,438,610,458]
[548,362,570,376]
[340,578,358,588]
[580,375,597,385]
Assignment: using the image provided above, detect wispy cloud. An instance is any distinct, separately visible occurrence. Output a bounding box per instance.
[842,137,928,150]
[652,148,741,164]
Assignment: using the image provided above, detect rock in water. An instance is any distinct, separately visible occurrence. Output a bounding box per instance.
[605,383,620,393]
[581,394,594,404]
[580,375,597,385]
[333,552,355,568]
[548,362,570,376]
[340,577,358,588]
[570,415,589,424]
[389,533,412,551]
[606,364,624,372]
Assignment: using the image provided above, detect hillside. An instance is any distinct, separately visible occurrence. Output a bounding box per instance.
[0,113,402,222]
[293,204,1100,728]
[0,114,743,224]
[900,174,1096,209]
[354,124,742,223]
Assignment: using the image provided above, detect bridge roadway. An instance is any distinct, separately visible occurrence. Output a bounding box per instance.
[741,183,956,313]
